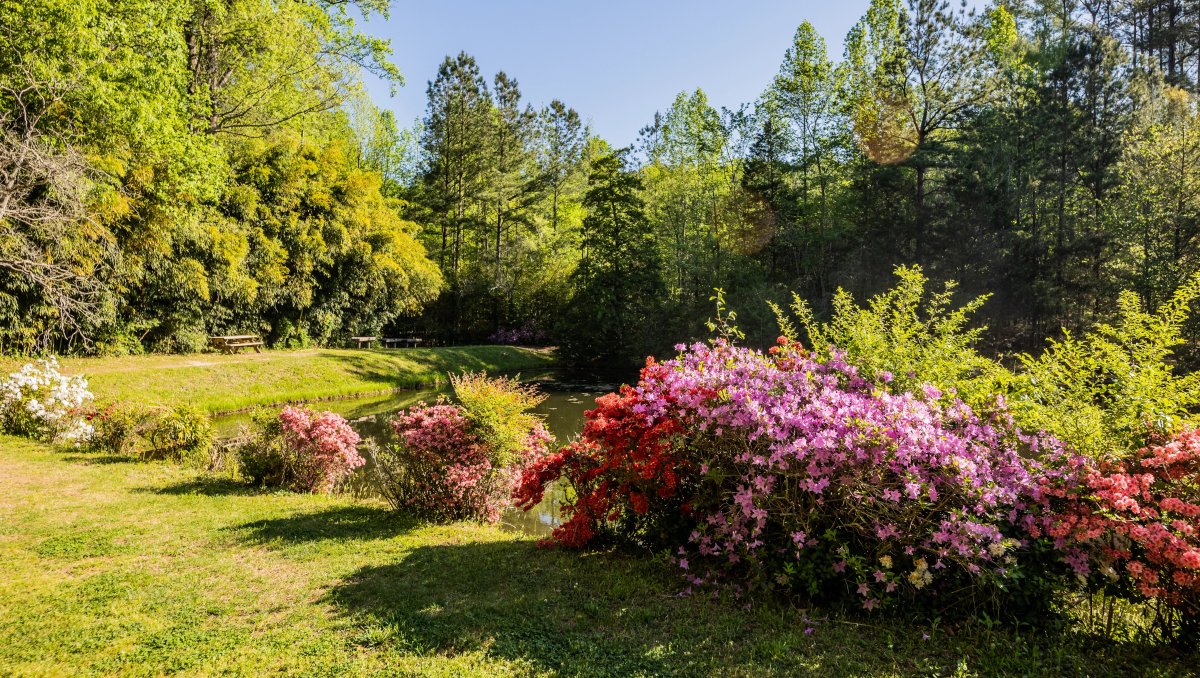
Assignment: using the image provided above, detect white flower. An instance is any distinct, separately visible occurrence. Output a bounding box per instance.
[0,357,94,444]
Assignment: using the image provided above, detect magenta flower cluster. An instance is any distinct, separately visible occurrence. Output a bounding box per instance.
[539,338,1077,608]
[278,406,364,493]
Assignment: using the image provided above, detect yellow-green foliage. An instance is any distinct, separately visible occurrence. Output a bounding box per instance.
[143,405,214,463]
[87,402,215,463]
[1011,277,1200,460]
[776,265,1007,409]
[779,265,1200,461]
[450,372,546,466]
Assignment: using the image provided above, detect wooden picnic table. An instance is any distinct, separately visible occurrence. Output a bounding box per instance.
[209,334,264,354]
[382,337,423,349]
[350,336,377,348]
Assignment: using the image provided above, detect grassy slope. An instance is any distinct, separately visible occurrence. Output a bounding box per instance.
[1,347,555,413]
[0,437,1194,677]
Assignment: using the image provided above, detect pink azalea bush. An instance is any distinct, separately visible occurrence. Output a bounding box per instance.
[278,406,364,492]
[237,406,363,493]
[519,338,1079,614]
[373,373,554,523]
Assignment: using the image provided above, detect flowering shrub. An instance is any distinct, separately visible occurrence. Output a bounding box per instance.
[374,373,554,522]
[86,402,144,456]
[519,339,1075,613]
[0,358,94,444]
[237,406,363,493]
[278,406,364,492]
[1046,429,1200,638]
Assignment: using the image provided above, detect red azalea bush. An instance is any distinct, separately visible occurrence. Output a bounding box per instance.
[1046,429,1200,637]
[517,339,1077,614]
[374,373,554,523]
[514,389,691,548]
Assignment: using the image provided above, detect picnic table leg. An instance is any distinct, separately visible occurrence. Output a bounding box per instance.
[253,345,261,353]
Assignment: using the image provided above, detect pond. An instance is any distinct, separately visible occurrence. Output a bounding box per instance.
[211,371,617,536]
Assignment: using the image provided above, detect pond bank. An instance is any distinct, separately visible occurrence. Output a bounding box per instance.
[12,346,556,413]
[209,378,611,537]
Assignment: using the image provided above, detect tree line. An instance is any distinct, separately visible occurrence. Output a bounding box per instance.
[403,0,1200,367]
[4,0,1200,368]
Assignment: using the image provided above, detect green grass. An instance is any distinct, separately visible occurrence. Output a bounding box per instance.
[1,346,555,413]
[0,437,1195,676]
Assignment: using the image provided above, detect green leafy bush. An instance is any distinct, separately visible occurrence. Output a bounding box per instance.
[449,372,547,466]
[86,403,145,456]
[85,403,216,464]
[1010,279,1200,460]
[775,265,1007,410]
[235,409,289,487]
[143,406,214,462]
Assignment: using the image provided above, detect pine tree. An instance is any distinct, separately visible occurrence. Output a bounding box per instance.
[561,152,664,366]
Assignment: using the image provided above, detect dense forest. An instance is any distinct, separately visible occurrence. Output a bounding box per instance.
[4,0,1200,368]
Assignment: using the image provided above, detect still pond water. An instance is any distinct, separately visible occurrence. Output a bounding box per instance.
[211,371,614,536]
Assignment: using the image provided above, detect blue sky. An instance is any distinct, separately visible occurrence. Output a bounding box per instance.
[357,1,873,147]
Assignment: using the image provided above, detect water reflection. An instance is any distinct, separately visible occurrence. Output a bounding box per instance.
[211,373,609,537]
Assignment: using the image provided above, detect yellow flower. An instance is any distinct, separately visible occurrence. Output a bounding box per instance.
[908,569,927,589]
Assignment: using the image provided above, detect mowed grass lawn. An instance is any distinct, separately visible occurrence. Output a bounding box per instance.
[1,437,1196,677]
[0,346,555,413]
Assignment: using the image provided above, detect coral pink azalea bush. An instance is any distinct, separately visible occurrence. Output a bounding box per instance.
[278,406,364,492]
[1046,429,1200,638]
[517,338,1080,615]
[237,406,363,493]
[373,373,554,523]
[378,403,552,522]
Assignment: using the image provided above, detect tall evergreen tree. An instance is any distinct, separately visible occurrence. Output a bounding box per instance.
[539,100,586,233]
[561,152,664,366]
[420,52,492,336]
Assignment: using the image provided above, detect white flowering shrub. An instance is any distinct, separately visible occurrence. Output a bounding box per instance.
[0,358,94,444]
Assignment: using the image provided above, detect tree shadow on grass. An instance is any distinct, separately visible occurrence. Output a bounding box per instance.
[327,541,1200,677]
[317,347,555,392]
[234,505,417,545]
[139,477,257,496]
[328,541,666,675]
[61,453,137,465]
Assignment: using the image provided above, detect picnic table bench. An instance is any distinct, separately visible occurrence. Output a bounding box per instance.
[209,334,264,354]
[382,337,423,349]
[350,336,377,348]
